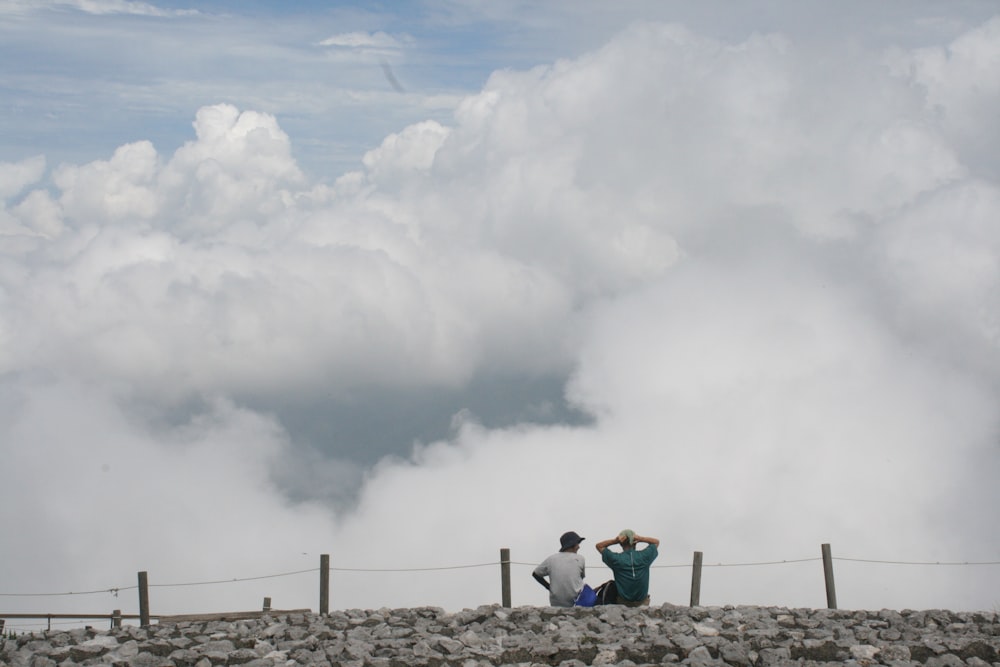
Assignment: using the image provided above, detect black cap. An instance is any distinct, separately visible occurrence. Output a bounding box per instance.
[559,531,585,551]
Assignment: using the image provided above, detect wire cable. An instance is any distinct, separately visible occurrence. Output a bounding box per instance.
[697,557,822,568]
[3,554,998,598]
[834,557,1000,566]
[148,568,317,588]
[329,562,498,572]
[0,587,132,598]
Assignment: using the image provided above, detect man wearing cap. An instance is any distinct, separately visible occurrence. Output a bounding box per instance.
[595,530,659,606]
[532,531,586,607]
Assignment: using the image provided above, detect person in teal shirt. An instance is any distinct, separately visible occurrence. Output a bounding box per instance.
[595,529,660,606]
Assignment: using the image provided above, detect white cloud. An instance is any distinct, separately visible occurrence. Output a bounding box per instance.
[362,120,451,180]
[318,31,404,50]
[878,180,1000,373]
[12,0,198,17]
[891,16,1000,176]
[0,155,53,239]
[1,12,999,621]
[0,155,45,200]
[0,377,335,616]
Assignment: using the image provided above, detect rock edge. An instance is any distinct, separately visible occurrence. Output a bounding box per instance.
[3,604,999,667]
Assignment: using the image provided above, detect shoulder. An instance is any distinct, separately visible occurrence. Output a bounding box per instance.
[534,553,556,570]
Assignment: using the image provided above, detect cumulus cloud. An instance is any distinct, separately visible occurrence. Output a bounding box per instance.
[14,0,198,17]
[892,16,1000,178]
[1,14,999,620]
[0,377,335,616]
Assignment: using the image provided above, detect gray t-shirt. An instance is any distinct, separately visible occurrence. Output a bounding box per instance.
[533,551,586,607]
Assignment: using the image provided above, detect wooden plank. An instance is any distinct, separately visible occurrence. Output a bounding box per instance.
[0,613,147,620]
[157,609,311,623]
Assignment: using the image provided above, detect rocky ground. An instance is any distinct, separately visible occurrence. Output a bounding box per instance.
[2,603,998,666]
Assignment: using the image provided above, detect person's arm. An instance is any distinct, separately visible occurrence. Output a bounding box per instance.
[634,534,659,548]
[594,534,627,553]
[532,572,550,590]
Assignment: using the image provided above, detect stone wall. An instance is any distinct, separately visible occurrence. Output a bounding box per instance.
[2,603,999,666]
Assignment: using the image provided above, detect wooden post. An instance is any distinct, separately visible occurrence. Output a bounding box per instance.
[690,551,703,607]
[111,609,122,629]
[500,548,511,608]
[262,597,272,612]
[821,543,837,609]
[137,571,150,627]
[319,554,330,615]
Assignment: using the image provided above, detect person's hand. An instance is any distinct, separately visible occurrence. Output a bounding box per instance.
[617,534,628,545]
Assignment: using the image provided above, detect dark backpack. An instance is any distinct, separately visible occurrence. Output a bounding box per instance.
[593,580,618,605]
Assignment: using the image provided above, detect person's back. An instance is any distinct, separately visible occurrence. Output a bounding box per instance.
[533,531,587,607]
[595,530,659,606]
[534,551,586,606]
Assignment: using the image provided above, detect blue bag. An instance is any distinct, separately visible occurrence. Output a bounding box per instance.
[574,583,597,607]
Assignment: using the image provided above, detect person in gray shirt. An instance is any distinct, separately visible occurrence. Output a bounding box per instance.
[532,531,586,607]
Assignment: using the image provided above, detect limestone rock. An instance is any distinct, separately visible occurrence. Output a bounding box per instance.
[2,605,998,667]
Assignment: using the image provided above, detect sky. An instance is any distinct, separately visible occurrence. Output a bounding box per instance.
[1,0,999,629]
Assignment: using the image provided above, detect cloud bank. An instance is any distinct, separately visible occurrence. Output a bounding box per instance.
[1,17,998,619]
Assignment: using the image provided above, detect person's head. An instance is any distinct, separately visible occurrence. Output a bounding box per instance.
[618,529,636,551]
[559,531,585,553]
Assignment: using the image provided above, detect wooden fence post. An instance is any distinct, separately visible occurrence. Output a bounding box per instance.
[262,597,272,612]
[821,543,837,609]
[111,609,122,629]
[500,548,511,608]
[690,551,703,607]
[137,571,150,627]
[319,554,330,615]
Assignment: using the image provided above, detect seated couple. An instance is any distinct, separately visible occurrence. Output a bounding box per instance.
[532,529,660,607]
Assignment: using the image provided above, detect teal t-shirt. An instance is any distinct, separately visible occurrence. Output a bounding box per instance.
[601,544,658,601]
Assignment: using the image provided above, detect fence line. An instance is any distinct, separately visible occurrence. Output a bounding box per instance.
[148,568,319,588]
[0,587,130,598]
[10,556,997,601]
[3,553,997,599]
[4,544,999,629]
[833,557,1000,566]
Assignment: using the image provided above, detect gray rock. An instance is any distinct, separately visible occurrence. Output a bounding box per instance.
[717,642,751,666]
[686,645,722,666]
[67,643,106,661]
[3,603,999,667]
[849,643,879,661]
[925,654,965,667]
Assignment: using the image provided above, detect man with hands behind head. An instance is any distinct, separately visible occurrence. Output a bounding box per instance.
[595,529,659,606]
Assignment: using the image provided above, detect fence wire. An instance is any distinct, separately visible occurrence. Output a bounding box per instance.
[2,554,998,598]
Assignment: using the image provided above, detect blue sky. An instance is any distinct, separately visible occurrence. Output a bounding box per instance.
[1,0,999,624]
[5,1,997,179]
